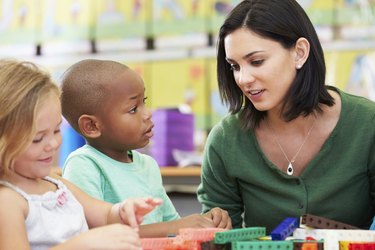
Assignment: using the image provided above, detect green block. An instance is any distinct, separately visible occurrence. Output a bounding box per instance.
[232,240,293,250]
[214,227,266,244]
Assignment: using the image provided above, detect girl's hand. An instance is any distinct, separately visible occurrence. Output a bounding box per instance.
[118,197,163,229]
[52,224,142,250]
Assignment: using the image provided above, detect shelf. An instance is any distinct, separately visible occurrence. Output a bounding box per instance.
[159,166,201,177]
[160,166,201,194]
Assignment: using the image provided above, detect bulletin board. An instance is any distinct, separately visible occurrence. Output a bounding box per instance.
[149,0,208,36]
[146,58,209,129]
[39,0,92,42]
[0,0,38,44]
[94,0,148,39]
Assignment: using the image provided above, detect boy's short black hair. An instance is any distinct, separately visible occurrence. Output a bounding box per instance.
[60,59,128,134]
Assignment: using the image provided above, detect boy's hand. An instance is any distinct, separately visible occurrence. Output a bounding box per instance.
[119,197,163,229]
[203,207,232,229]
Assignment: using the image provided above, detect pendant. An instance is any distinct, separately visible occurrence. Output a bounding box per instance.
[287,162,294,175]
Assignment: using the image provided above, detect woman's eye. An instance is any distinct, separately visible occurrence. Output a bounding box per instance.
[251,60,264,66]
[143,97,148,104]
[229,64,240,71]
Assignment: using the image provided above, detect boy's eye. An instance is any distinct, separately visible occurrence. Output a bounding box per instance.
[129,106,138,114]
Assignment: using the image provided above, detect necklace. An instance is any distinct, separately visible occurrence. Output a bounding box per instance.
[266,118,316,176]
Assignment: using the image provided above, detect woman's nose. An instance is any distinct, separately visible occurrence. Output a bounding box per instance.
[237,67,255,86]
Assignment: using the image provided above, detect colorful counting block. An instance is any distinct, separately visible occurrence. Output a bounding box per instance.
[179,227,227,242]
[232,240,293,250]
[270,217,299,240]
[214,227,266,244]
[300,214,358,230]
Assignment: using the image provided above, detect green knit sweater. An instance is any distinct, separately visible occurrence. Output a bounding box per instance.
[197,88,375,233]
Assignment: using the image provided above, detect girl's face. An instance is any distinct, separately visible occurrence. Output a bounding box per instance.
[13,92,62,179]
[224,28,298,113]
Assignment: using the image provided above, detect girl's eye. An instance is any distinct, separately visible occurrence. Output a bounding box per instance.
[229,63,240,71]
[54,129,61,134]
[33,137,43,143]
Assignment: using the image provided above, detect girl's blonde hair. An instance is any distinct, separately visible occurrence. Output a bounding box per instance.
[0,59,60,177]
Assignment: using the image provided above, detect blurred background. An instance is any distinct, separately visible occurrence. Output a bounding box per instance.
[1,0,374,168]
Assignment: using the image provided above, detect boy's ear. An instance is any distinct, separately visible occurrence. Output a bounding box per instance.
[78,115,101,138]
[294,37,310,69]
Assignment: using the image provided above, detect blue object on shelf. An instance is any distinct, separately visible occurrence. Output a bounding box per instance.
[58,119,85,166]
[370,216,375,230]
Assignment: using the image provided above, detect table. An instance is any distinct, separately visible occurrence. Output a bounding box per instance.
[159,166,202,215]
[159,166,201,193]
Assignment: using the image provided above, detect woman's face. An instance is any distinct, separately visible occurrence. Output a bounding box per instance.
[224,28,298,113]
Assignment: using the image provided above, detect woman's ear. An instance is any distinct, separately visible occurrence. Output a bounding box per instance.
[294,37,310,70]
[78,115,101,138]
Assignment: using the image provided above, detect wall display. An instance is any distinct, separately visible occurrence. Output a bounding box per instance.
[94,0,147,39]
[40,0,92,42]
[149,0,207,36]
[335,0,375,41]
[326,50,375,101]
[208,0,241,35]
[148,58,209,129]
[0,0,38,44]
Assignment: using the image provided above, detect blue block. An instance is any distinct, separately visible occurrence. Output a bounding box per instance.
[270,217,298,241]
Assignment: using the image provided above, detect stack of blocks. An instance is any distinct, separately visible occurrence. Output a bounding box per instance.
[151,108,194,166]
[141,214,375,250]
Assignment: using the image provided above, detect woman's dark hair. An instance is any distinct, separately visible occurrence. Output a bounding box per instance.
[217,0,334,129]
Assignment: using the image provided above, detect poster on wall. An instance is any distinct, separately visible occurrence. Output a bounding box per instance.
[335,0,375,41]
[207,0,241,35]
[300,0,375,41]
[0,0,39,56]
[39,0,92,54]
[94,0,147,40]
[150,0,207,36]
[344,52,375,101]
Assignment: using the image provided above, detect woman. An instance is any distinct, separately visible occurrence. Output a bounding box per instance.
[197,0,375,233]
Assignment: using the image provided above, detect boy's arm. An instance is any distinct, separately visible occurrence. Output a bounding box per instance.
[60,176,161,228]
[203,207,232,229]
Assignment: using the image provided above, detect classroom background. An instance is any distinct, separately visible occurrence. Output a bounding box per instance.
[1,0,375,214]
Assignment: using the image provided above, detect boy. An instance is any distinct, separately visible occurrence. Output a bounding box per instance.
[60,59,231,238]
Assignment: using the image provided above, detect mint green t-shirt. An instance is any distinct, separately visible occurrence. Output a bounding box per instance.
[62,145,180,224]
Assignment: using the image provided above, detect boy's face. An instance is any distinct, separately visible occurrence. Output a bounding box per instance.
[96,69,153,157]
